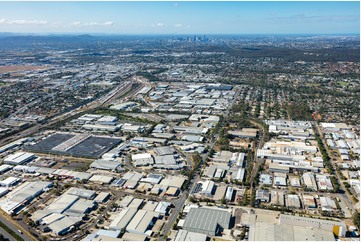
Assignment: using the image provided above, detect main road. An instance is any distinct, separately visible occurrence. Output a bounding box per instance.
[314,123,357,214]
[0,213,33,241]
[157,90,233,240]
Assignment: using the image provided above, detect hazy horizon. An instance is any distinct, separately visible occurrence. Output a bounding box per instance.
[0,1,359,35]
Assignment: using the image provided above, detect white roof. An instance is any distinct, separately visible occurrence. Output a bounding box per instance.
[132,153,152,160]
[0,164,13,172]
[47,194,79,213]
[126,210,159,234]
[94,192,110,202]
[154,201,171,214]
[48,216,82,235]
[4,152,35,164]
[0,187,9,197]
[89,175,113,184]
[41,213,65,225]
[0,177,20,186]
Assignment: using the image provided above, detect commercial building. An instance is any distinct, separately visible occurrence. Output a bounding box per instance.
[140,174,163,184]
[270,190,285,206]
[0,187,9,198]
[109,208,138,231]
[89,175,114,184]
[289,177,301,187]
[122,232,148,241]
[159,175,186,188]
[0,181,52,214]
[154,146,175,156]
[131,153,154,167]
[225,187,234,201]
[260,174,272,185]
[302,173,318,191]
[126,209,159,235]
[66,187,96,199]
[0,164,13,174]
[94,192,111,204]
[274,176,287,187]
[82,124,119,132]
[127,198,144,209]
[279,214,346,237]
[316,175,333,191]
[174,229,208,241]
[319,197,337,211]
[63,198,96,217]
[47,194,79,214]
[256,190,270,202]
[165,187,179,197]
[90,159,122,171]
[251,222,336,241]
[302,195,317,209]
[47,216,82,235]
[212,151,233,163]
[201,180,215,197]
[286,195,301,209]
[183,207,231,236]
[4,152,35,165]
[154,201,171,215]
[0,177,21,187]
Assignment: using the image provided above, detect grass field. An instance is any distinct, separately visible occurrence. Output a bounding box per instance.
[338,81,349,87]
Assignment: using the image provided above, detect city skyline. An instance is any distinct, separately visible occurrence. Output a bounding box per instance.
[0,1,359,34]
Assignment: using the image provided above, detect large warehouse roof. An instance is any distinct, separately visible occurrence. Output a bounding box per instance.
[109,208,138,230]
[126,209,159,234]
[183,207,231,236]
[4,152,35,165]
[174,229,208,241]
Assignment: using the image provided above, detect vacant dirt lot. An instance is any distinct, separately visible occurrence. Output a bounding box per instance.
[0,65,48,73]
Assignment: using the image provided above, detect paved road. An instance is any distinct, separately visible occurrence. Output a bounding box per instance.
[0,214,32,241]
[158,111,224,240]
[314,123,357,213]
[0,226,16,241]
[0,81,140,147]
[159,192,188,240]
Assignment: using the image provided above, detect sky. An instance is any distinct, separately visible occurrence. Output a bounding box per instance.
[0,1,359,35]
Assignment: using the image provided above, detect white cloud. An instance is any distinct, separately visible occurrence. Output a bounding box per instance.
[156,22,165,27]
[174,24,182,27]
[71,21,82,26]
[103,21,114,26]
[0,18,48,25]
[71,21,114,27]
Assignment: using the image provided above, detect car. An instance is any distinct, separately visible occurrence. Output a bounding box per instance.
[18,230,22,234]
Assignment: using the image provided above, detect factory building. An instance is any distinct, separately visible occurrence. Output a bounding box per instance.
[201,180,215,197]
[109,208,138,231]
[90,159,122,171]
[256,190,270,202]
[0,177,21,187]
[47,194,79,214]
[225,187,234,201]
[174,229,208,241]
[302,173,318,191]
[0,181,52,214]
[183,207,231,236]
[126,209,160,235]
[4,152,35,165]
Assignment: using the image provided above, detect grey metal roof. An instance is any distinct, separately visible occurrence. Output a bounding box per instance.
[183,207,231,236]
